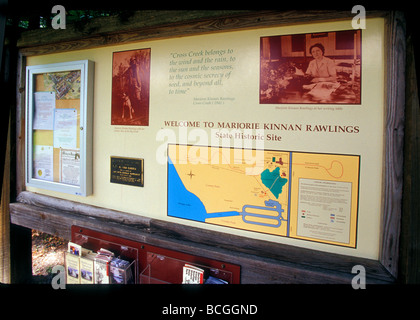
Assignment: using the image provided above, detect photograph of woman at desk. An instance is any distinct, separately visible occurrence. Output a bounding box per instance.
[260,29,361,104]
[305,43,337,82]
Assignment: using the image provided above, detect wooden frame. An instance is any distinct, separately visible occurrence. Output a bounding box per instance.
[9,10,407,283]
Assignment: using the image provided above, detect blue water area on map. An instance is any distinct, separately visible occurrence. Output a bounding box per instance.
[167,158,240,222]
[260,167,288,199]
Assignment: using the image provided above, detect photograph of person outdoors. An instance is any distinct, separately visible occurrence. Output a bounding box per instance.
[260,30,361,104]
[112,48,151,125]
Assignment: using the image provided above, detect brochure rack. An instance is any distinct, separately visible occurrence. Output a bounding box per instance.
[72,227,139,283]
[71,225,241,284]
[64,249,136,284]
[140,251,235,284]
[109,258,136,284]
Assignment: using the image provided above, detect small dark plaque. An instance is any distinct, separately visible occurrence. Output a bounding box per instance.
[110,157,144,187]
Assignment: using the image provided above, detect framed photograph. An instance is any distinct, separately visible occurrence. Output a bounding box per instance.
[25,60,94,196]
[111,48,151,126]
[260,29,361,104]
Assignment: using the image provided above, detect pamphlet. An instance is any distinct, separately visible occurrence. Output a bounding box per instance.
[182,264,205,284]
[53,108,77,149]
[33,91,55,130]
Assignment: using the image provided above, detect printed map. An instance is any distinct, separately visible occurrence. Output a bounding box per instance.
[168,145,290,237]
[43,70,81,100]
[167,144,360,247]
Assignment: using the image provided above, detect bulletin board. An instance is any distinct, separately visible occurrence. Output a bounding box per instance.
[25,60,94,196]
[24,17,388,262]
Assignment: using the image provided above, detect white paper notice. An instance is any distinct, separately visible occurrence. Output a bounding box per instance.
[60,149,80,186]
[33,92,55,130]
[53,108,77,149]
[33,145,53,181]
[297,179,352,244]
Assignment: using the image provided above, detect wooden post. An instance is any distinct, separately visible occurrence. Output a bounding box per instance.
[0,114,11,283]
[380,11,406,278]
[9,225,32,284]
[399,33,420,284]
[3,19,31,284]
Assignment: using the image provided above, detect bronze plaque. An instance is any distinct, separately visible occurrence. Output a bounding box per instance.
[110,157,144,187]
